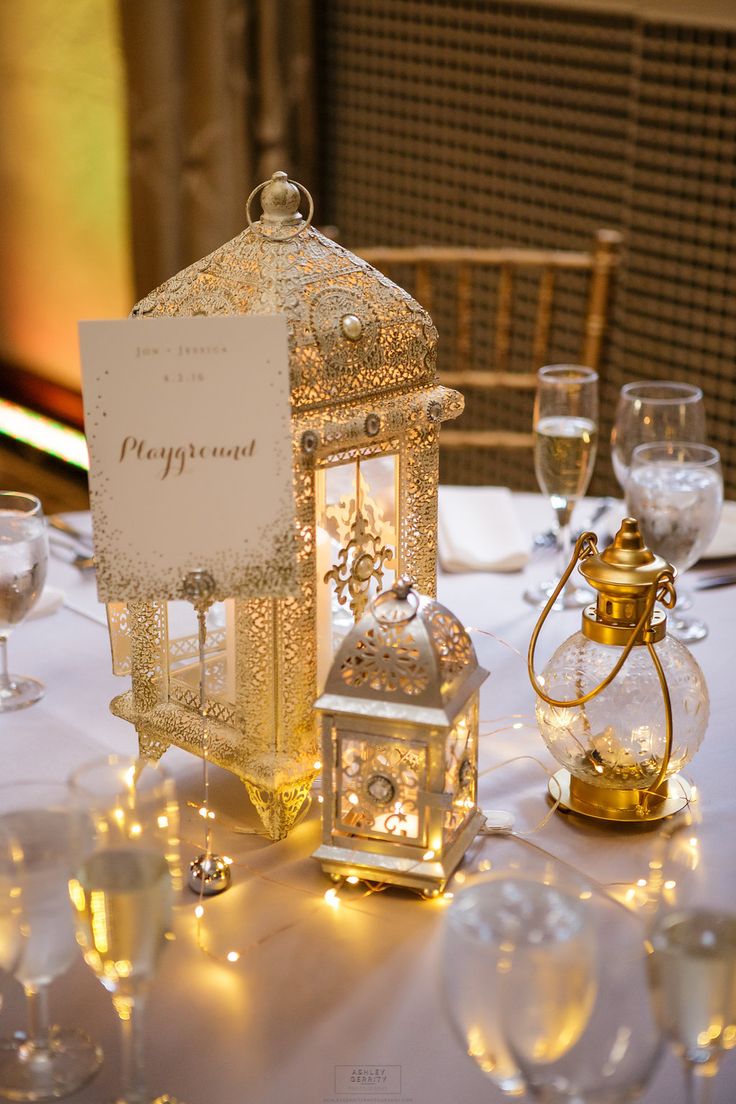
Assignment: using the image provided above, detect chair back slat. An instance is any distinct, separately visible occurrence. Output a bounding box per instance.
[415,261,432,313]
[456,262,473,373]
[532,266,555,369]
[494,263,513,374]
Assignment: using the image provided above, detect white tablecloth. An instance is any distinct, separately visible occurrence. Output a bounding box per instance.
[2,498,734,1103]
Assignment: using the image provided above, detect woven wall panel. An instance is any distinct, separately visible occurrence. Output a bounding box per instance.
[609,24,736,497]
[318,1,736,497]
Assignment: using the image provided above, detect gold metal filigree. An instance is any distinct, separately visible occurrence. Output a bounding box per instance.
[325,511,392,620]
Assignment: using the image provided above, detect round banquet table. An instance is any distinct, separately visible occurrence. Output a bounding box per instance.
[1,495,734,1104]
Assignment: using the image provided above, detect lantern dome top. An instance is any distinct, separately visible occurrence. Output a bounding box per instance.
[580,518,672,593]
[130,171,440,415]
[316,578,488,726]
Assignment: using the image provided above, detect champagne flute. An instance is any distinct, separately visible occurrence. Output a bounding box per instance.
[0,493,48,711]
[626,442,723,642]
[69,755,181,1104]
[524,365,598,610]
[0,782,102,1100]
[611,381,706,491]
[647,816,736,1104]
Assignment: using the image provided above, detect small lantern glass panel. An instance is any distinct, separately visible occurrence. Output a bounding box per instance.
[314,579,488,894]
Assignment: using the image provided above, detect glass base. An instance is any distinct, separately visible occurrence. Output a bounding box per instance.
[668,614,708,643]
[523,579,593,612]
[0,1028,102,1101]
[0,677,44,713]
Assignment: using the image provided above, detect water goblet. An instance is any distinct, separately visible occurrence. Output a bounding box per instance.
[0,493,48,711]
[524,365,598,610]
[611,381,706,491]
[647,816,736,1104]
[0,782,103,1101]
[502,880,664,1103]
[626,441,723,642]
[69,755,182,1104]
[444,873,663,1103]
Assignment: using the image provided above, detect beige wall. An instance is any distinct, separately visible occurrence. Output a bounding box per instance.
[0,0,133,390]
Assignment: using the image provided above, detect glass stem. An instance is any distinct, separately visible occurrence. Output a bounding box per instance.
[0,635,11,692]
[114,995,147,1104]
[553,499,573,583]
[24,983,51,1051]
[685,1064,715,1104]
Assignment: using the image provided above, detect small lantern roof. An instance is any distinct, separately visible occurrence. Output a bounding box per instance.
[316,578,488,727]
[131,172,438,415]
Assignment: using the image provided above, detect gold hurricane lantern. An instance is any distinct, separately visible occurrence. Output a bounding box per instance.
[528,519,709,823]
[104,172,463,840]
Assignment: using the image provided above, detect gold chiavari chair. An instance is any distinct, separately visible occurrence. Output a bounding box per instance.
[357,229,622,483]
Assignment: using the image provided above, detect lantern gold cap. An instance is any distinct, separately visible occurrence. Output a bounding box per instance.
[580,518,672,594]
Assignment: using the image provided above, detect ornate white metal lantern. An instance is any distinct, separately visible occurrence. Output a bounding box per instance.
[313,577,488,894]
[104,172,463,840]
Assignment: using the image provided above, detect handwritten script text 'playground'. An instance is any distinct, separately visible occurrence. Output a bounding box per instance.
[118,436,256,480]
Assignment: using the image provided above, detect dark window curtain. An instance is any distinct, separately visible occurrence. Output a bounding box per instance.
[118,0,317,300]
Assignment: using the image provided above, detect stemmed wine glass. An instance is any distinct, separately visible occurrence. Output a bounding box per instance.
[0,782,102,1100]
[647,816,736,1104]
[444,873,663,1102]
[626,442,723,642]
[611,381,706,491]
[524,365,598,610]
[0,492,48,711]
[68,755,182,1104]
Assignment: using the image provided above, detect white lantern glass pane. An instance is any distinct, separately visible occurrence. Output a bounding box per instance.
[165,598,233,705]
[336,730,426,845]
[443,695,478,839]
[316,453,399,691]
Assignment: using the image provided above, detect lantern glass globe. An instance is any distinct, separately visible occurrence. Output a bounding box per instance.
[536,631,708,791]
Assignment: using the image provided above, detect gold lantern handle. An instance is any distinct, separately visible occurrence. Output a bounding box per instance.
[527,531,677,812]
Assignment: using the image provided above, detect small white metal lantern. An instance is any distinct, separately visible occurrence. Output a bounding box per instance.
[313,577,487,894]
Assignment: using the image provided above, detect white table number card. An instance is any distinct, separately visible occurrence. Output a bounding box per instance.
[80,315,298,603]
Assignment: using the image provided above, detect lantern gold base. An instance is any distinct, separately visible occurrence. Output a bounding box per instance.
[111,691,315,840]
[313,809,485,893]
[549,769,692,823]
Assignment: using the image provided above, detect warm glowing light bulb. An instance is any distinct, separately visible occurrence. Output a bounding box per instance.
[423,850,435,860]
[194,905,204,919]
[227,951,240,963]
[324,888,340,908]
[346,875,359,885]
[347,793,360,806]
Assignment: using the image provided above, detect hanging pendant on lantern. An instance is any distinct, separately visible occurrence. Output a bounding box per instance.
[528,518,709,822]
[103,173,463,840]
[313,577,487,894]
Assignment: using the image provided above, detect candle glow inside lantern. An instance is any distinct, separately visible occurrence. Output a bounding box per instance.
[528,519,709,822]
[104,173,463,840]
[313,577,488,893]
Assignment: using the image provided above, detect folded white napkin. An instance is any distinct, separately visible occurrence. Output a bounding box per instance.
[438,486,529,573]
[28,586,65,621]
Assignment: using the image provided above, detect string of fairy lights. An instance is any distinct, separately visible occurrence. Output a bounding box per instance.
[178,621,695,967]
